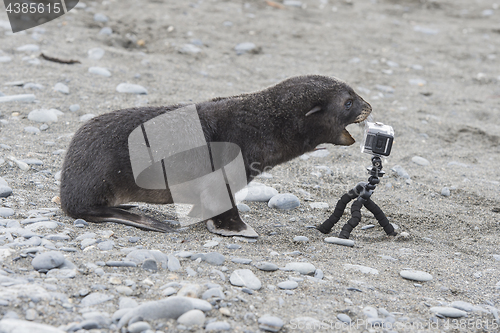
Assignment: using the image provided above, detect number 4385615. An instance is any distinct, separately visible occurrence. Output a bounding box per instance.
[6,2,61,14]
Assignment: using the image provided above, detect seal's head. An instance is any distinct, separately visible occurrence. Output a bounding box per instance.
[274,75,372,147]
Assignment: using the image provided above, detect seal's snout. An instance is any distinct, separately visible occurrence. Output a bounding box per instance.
[354,99,372,124]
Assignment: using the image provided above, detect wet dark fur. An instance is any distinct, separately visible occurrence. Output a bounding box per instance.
[60,75,371,233]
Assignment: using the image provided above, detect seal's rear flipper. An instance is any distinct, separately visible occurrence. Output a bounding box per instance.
[205,207,258,238]
[80,207,175,233]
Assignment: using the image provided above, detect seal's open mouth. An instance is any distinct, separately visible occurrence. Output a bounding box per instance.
[341,108,372,144]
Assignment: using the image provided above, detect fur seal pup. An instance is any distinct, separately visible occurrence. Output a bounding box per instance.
[60,75,371,237]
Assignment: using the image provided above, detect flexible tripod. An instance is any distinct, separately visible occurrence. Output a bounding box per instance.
[317,155,397,239]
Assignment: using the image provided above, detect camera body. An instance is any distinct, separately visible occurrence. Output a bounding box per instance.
[361,122,394,157]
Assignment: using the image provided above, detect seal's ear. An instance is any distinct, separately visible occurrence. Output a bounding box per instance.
[305,106,322,117]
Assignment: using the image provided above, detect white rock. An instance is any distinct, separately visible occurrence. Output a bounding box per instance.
[179,44,202,54]
[0,94,36,103]
[411,156,430,166]
[94,13,108,22]
[80,114,96,122]
[283,262,316,275]
[88,67,111,77]
[235,183,278,202]
[229,269,261,290]
[28,109,58,123]
[0,56,12,63]
[309,202,329,209]
[0,318,65,333]
[88,48,105,60]
[177,309,205,326]
[430,307,467,318]
[324,237,354,247]
[116,83,148,94]
[400,269,433,282]
[235,42,257,55]
[16,44,39,52]
[54,83,69,94]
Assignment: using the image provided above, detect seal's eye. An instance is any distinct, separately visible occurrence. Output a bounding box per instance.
[345,100,353,109]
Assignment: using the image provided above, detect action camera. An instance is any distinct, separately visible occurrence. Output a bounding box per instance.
[361,122,394,157]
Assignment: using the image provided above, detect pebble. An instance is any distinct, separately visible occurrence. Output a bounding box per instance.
[232,258,252,265]
[0,318,64,333]
[400,269,433,282]
[179,44,202,54]
[0,207,15,217]
[99,27,113,35]
[116,83,147,94]
[344,264,379,275]
[167,254,181,271]
[413,25,439,35]
[204,252,225,265]
[230,269,261,290]
[236,203,251,212]
[0,56,12,63]
[235,183,278,202]
[451,301,474,312]
[203,240,219,248]
[268,193,300,210]
[226,244,241,250]
[128,321,150,333]
[31,251,65,271]
[88,48,105,60]
[0,185,12,198]
[293,236,308,242]
[324,237,354,247]
[409,78,427,86]
[19,158,43,165]
[258,315,284,332]
[234,42,258,55]
[205,321,231,331]
[283,262,316,275]
[177,309,205,326]
[430,307,467,318]
[391,165,410,179]
[88,67,111,77]
[73,219,88,226]
[277,280,299,290]
[441,187,451,197]
[81,238,96,249]
[94,13,109,23]
[254,262,278,271]
[375,84,395,94]
[16,44,39,52]
[337,313,351,323]
[202,287,224,299]
[28,109,59,123]
[309,202,329,209]
[117,297,194,328]
[178,284,201,298]
[361,224,375,230]
[69,104,80,112]
[106,261,137,267]
[363,306,378,318]
[0,94,36,103]
[79,114,96,122]
[54,83,69,94]
[142,259,157,272]
[23,83,44,90]
[411,156,430,166]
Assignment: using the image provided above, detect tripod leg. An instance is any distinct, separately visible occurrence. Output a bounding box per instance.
[317,190,358,234]
[363,198,397,236]
[338,199,363,239]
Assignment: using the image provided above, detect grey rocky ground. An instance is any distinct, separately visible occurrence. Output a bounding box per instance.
[1,0,500,332]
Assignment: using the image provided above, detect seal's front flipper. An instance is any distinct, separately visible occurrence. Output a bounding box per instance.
[205,207,258,238]
[81,207,175,233]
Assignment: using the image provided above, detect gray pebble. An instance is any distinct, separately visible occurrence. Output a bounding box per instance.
[258,315,284,332]
[116,83,147,94]
[0,319,64,333]
[430,307,467,318]
[69,104,80,112]
[411,156,430,166]
[18,158,43,165]
[162,287,177,296]
[293,236,309,242]
[202,287,225,300]
[0,94,36,103]
[493,254,500,261]
[400,269,433,282]
[119,297,138,309]
[28,109,58,123]
[178,44,201,54]
[128,321,151,333]
[363,306,378,318]
[204,252,225,265]
[226,244,241,250]
[441,187,451,197]
[16,44,39,52]
[81,238,97,249]
[44,234,70,241]
[337,313,351,323]
[80,114,96,122]
[54,82,69,94]
[97,240,114,251]
[450,301,474,312]
[324,237,354,247]
[167,254,181,271]
[231,258,252,265]
[0,56,12,63]
[142,259,157,272]
[230,269,261,290]
[106,261,137,267]
[268,193,300,210]
[361,224,375,230]
[205,321,231,331]
[88,47,105,60]
[283,262,316,275]
[235,42,258,55]
[314,269,324,279]
[254,262,278,271]
[236,203,250,212]
[32,251,65,271]
[73,219,88,226]
[99,27,113,35]
[375,84,395,94]
[24,126,40,134]
[277,280,298,290]
[88,66,111,77]
[309,202,329,209]
[391,165,410,179]
[177,309,205,326]
[0,185,12,198]
[94,13,109,23]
